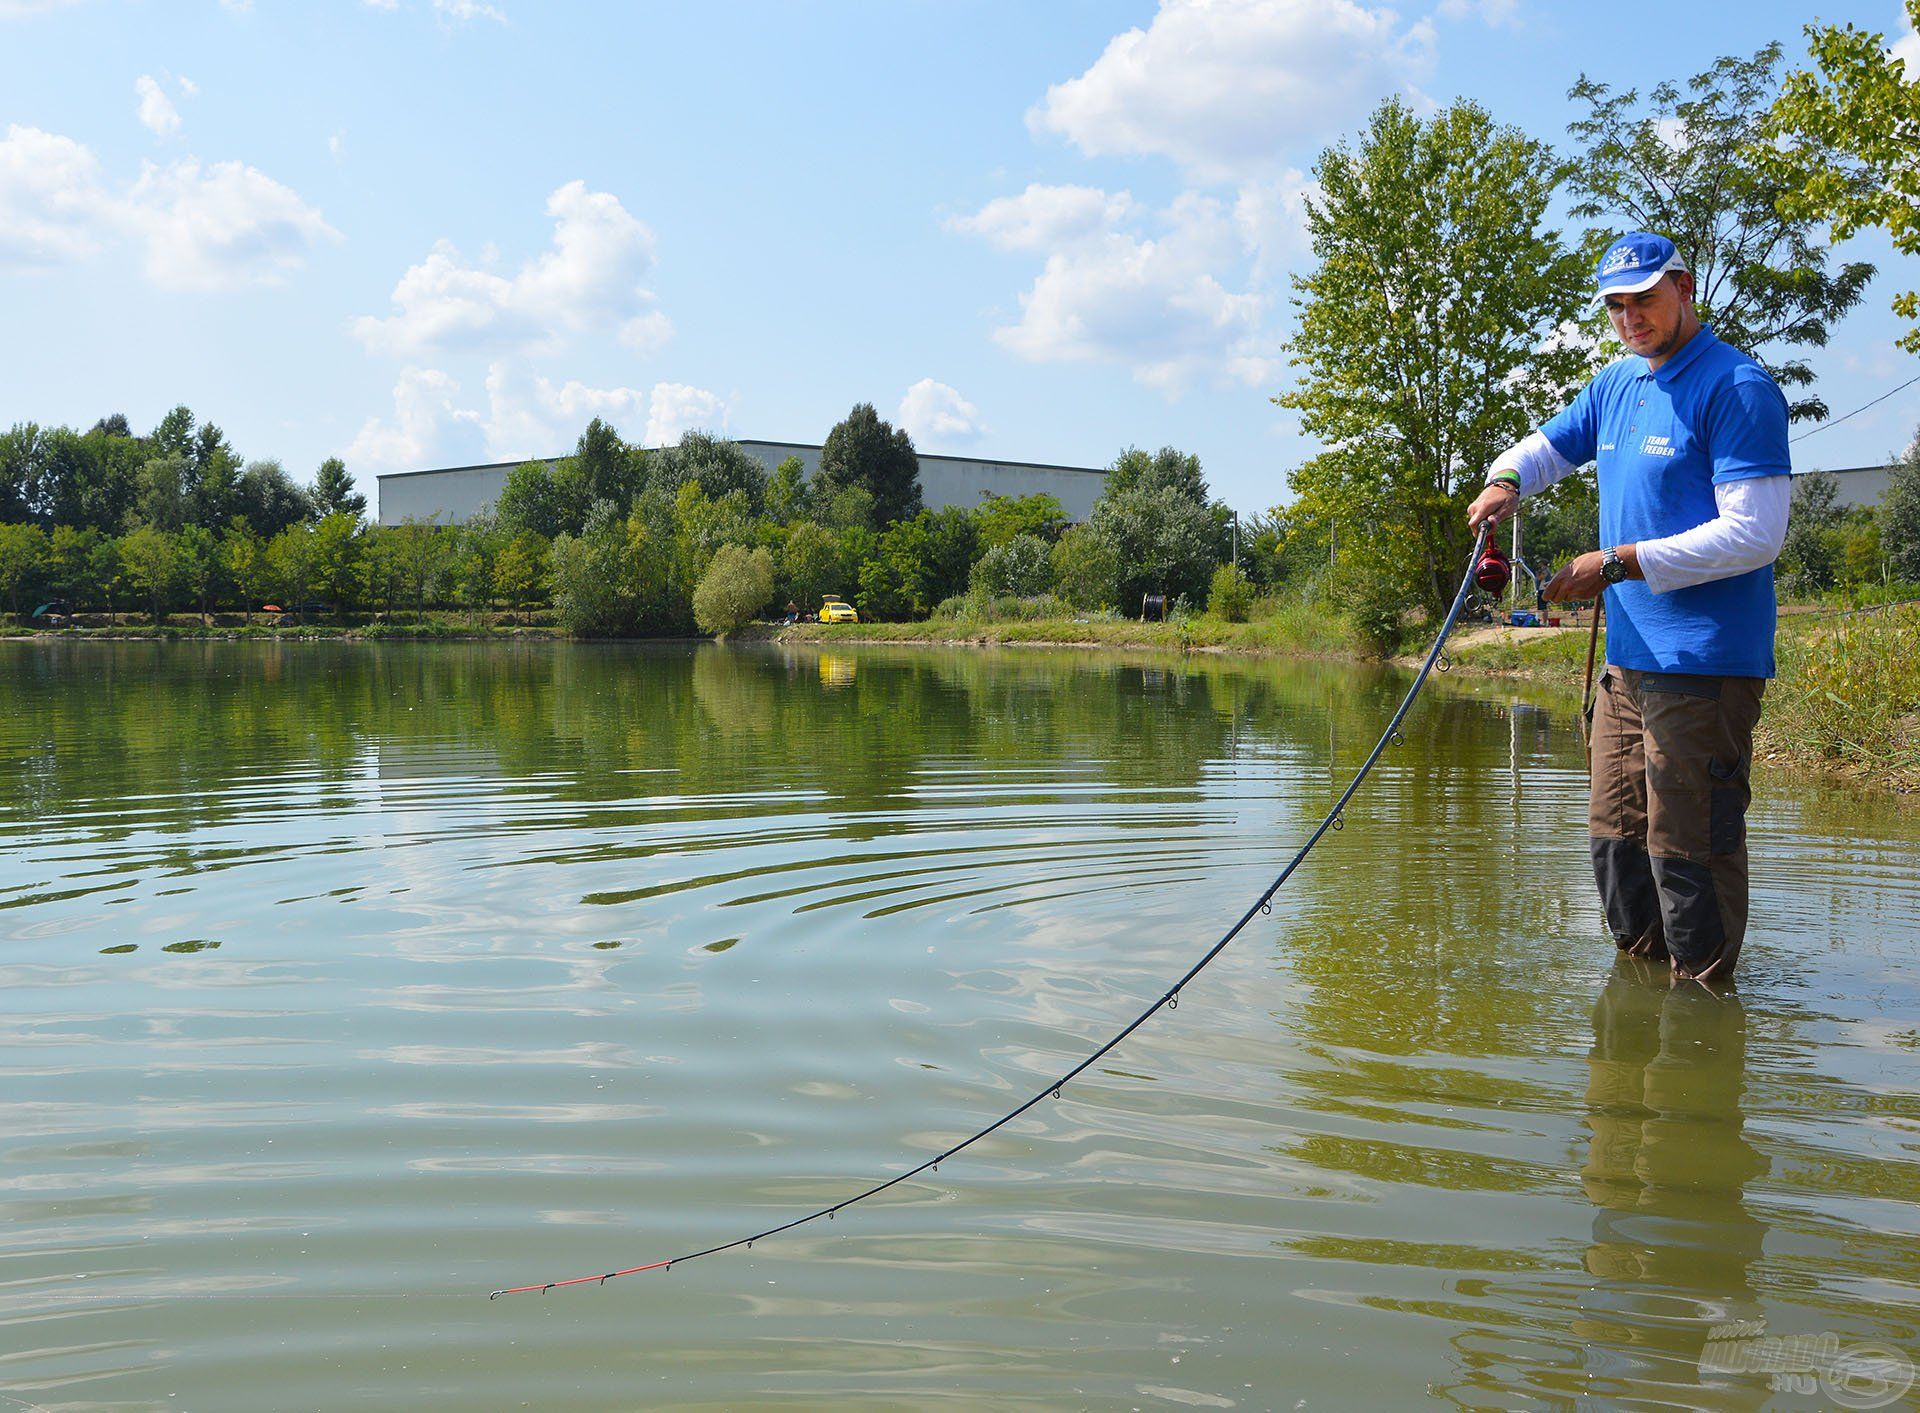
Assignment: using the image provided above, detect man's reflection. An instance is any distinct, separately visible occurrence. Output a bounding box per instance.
[1574,959,1769,1402]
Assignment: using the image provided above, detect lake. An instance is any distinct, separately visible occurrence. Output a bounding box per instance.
[2,640,1917,1410]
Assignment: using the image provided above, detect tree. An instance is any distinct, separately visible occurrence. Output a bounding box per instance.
[649,431,768,514]
[235,460,314,538]
[766,455,810,522]
[265,523,318,623]
[221,519,266,622]
[174,523,222,620]
[779,521,848,614]
[970,533,1053,598]
[1885,429,1920,583]
[119,525,177,622]
[1568,43,1875,420]
[0,521,48,619]
[40,424,142,532]
[46,524,98,605]
[0,423,41,522]
[816,403,922,528]
[1279,97,1590,615]
[1778,472,1844,593]
[1770,2,1920,353]
[494,531,549,625]
[555,417,646,513]
[387,520,452,623]
[86,536,124,623]
[1089,484,1223,614]
[1050,524,1120,611]
[134,456,193,532]
[975,491,1067,549]
[496,459,570,540]
[551,500,644,636]
[693,543,775,635]
[311,512,364,617]
[312,456,367,520]
[1105,447,1208,506]
[1208,562,1254,621]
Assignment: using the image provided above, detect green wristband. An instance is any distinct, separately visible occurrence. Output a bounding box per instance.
[1486,471,1520,492]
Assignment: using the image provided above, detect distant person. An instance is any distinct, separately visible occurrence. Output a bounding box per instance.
[1466,232,1791,983]
[784,600,799,625]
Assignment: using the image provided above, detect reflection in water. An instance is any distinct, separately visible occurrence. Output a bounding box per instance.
[1575,962,1766,1405]
[0,641,1917,1411]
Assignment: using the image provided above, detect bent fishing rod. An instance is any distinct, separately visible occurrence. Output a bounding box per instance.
[490,523,1497,1300]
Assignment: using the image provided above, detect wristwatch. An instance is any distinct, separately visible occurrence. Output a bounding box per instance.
[1600,546,1628,585]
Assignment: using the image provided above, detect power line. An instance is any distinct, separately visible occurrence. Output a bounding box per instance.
[1790,371,1920,445]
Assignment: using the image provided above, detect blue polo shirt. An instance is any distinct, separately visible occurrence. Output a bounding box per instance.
[1540,328,1791,678]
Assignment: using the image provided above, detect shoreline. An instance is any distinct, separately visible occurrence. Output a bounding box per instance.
[10,611,1911,796]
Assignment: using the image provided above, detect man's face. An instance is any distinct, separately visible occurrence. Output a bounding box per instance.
[1604,274,1694,359]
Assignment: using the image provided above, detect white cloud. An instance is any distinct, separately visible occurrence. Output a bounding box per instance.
[135,75,181,139]
[897,379,985,446]
[124,157,341,289]
[178,76,199,97]
[350,363,673,469]
[1030,0,1434,180]
[0,124,112,265]
[946,183,1134,252]
[0,125,335,285]
[482,363,649,460]
[956,184,1277,391]
[353,181,668,358]
[434,0,505,21]
[1893,14,1920,71]
[329,129,347,160]
[1437,0,1518,23]
[645,383,729,446]
[1231,170,1315,277]
[347,367,488,471]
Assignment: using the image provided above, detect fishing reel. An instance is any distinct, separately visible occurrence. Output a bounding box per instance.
[1473,540,1513,595]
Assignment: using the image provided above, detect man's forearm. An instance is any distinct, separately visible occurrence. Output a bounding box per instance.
[1633,475,1791,594]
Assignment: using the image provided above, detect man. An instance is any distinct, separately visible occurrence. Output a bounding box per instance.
[1465,232,1792,982]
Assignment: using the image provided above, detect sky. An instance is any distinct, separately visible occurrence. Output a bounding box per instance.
[3,0,1917,519]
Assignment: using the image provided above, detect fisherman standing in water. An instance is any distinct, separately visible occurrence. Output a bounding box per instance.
[1465,232,1793,982]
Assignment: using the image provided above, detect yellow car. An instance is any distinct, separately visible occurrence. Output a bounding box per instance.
[818,598,859,624]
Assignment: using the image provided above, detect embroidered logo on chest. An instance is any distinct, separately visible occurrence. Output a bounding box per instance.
[1639,434,1678,458]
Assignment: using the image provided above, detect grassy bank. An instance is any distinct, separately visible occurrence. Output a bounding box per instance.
[2,618,564,641]
[759,597,1367,657]
[1445,604,1920,793]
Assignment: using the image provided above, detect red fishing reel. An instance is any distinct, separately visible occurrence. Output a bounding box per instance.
[1474,540,1512,595]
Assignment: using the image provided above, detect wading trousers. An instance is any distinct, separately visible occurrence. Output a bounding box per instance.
[1589,667,1765,980]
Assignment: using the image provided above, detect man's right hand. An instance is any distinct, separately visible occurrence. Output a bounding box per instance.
[1466,481,1520,532]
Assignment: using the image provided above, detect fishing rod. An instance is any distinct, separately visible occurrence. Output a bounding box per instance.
[489,524,1497,1300]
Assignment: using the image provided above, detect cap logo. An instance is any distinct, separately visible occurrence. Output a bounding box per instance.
[1600,245,1639,276]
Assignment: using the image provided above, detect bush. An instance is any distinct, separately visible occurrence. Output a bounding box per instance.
[693,543,775,636]
[970,533,1053,597]
[1208,562,1254,621]
[1319,557,1414,654]
[1050,524,1120,610]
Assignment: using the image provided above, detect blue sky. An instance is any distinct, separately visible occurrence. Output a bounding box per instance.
[3,0,1917,517]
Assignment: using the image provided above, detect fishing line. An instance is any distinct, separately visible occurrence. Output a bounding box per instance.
[489,525,1495,1300]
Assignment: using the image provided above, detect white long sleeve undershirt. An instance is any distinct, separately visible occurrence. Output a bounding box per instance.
[1487,432,1791,594]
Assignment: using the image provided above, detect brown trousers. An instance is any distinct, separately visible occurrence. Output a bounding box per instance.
[1588,667,1765,980]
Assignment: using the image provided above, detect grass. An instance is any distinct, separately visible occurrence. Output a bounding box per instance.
[763,594,1367,658]
[1444,603,1920,794]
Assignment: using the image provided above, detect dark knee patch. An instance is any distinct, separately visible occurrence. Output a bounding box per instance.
[1592,836,1661,944]
[1650,854,1726,970]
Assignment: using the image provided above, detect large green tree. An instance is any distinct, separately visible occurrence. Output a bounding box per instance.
[1885,429,1920,584]
[1769,2,1920,354]
[1279,97,1590,614]
[313,456,367,520]
[648,431,769,513]
[816,404,922,528]
[1568,42,1876,419]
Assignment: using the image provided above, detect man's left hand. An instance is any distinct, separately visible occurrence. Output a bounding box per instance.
[1544,551,1605,602]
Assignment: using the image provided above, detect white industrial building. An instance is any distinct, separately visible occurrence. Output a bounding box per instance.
[376,439,1109,527]
[1794,463,1897,510]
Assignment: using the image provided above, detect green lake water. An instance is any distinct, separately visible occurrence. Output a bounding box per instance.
[2,640,1917,1411]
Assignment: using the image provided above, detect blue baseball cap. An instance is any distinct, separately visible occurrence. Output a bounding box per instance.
[1591,232,1688,309]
